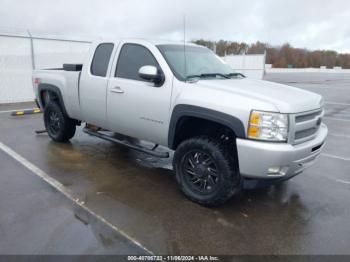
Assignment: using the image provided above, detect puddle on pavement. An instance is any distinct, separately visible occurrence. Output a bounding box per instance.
[37,129,312,254]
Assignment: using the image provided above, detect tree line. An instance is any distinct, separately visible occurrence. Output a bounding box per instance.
[193,39,350,69]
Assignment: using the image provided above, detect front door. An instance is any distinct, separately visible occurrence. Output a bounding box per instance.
[106,43,172,145]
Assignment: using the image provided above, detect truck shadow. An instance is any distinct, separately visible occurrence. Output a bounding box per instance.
[44,133,309,254]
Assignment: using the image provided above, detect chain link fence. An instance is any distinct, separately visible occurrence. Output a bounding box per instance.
[0,29,91,103]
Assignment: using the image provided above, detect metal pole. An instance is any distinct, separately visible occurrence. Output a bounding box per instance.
[27,30,35,70]
[263,50,267,77]
[183,14,187,81]
[242,52,246,76]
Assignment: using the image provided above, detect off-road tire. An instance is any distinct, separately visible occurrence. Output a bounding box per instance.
[44,102,76,142]
[173,136,241,206]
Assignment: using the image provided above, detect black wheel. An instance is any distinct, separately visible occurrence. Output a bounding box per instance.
[173,136,241,206]
[44,102,76,142]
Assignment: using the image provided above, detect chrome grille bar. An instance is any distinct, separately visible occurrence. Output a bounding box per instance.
[289,108,323,144]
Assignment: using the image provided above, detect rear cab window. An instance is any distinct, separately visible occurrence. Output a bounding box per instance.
[91,43,114,77]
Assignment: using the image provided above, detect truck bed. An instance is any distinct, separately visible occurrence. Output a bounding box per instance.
[33,65,83,120]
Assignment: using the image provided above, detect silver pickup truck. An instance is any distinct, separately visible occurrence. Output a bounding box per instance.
[32,38,328,206]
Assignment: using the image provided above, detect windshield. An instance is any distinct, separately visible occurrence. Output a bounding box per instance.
[157,44,239,81]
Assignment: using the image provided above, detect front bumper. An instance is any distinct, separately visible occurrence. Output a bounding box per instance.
[236,123,328,179]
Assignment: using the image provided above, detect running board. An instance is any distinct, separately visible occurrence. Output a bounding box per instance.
[82,128,169,158]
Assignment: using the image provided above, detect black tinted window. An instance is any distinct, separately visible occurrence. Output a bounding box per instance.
[116,44,159,81]
[91,43,114,77]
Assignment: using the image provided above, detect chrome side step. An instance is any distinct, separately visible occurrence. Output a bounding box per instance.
[82,128,169,158]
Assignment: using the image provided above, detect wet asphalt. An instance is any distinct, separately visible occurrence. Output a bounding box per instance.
[0,73,350,255]
[0,149,146,255]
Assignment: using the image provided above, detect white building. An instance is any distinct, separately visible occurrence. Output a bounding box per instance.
[223,53,266,79]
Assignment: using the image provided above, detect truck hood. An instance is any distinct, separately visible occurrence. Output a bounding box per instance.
[196,78,323,113]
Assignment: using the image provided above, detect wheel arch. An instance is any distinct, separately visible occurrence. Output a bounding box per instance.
[168,104,246,150]
[38,84,69,117]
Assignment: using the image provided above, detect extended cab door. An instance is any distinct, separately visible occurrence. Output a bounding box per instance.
[106,41,172,145]
[79,43,115,127]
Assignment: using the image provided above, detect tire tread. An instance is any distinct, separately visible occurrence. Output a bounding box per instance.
[44,102,76,142]
[173,136,241,206]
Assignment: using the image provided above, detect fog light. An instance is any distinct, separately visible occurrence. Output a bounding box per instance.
[267,166,288,176]
[268,167,281,174]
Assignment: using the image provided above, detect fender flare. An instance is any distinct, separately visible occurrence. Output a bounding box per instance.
[168,104,246,149]
[38,83,70,117]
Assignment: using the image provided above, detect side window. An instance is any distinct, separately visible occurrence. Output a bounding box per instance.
[115,44,160,81]
[91,43,114,77]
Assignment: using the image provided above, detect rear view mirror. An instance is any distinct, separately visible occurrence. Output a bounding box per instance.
[138,65,164,85]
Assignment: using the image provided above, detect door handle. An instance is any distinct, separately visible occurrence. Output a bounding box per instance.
[110,86,124,94]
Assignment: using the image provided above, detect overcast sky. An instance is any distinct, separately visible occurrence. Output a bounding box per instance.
[1,0,349,53]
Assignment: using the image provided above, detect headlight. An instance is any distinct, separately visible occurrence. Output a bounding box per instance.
[248,110,289,142]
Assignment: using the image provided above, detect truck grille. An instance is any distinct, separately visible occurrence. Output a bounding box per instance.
[289,108,323,144]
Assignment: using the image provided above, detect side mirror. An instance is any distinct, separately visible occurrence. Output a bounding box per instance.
[138,65,163,85]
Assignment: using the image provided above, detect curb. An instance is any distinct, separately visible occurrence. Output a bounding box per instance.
[11,108,42,116]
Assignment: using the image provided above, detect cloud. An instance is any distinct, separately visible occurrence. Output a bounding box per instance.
[1,0,349,52]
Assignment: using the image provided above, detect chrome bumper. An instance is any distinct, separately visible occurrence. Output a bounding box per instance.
[236,123,328,179]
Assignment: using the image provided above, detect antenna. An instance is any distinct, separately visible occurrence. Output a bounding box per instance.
[183,14,187,82]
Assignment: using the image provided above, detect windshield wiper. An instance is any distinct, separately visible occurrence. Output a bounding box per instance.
[186,73,230,80]
[225,73,246,78]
